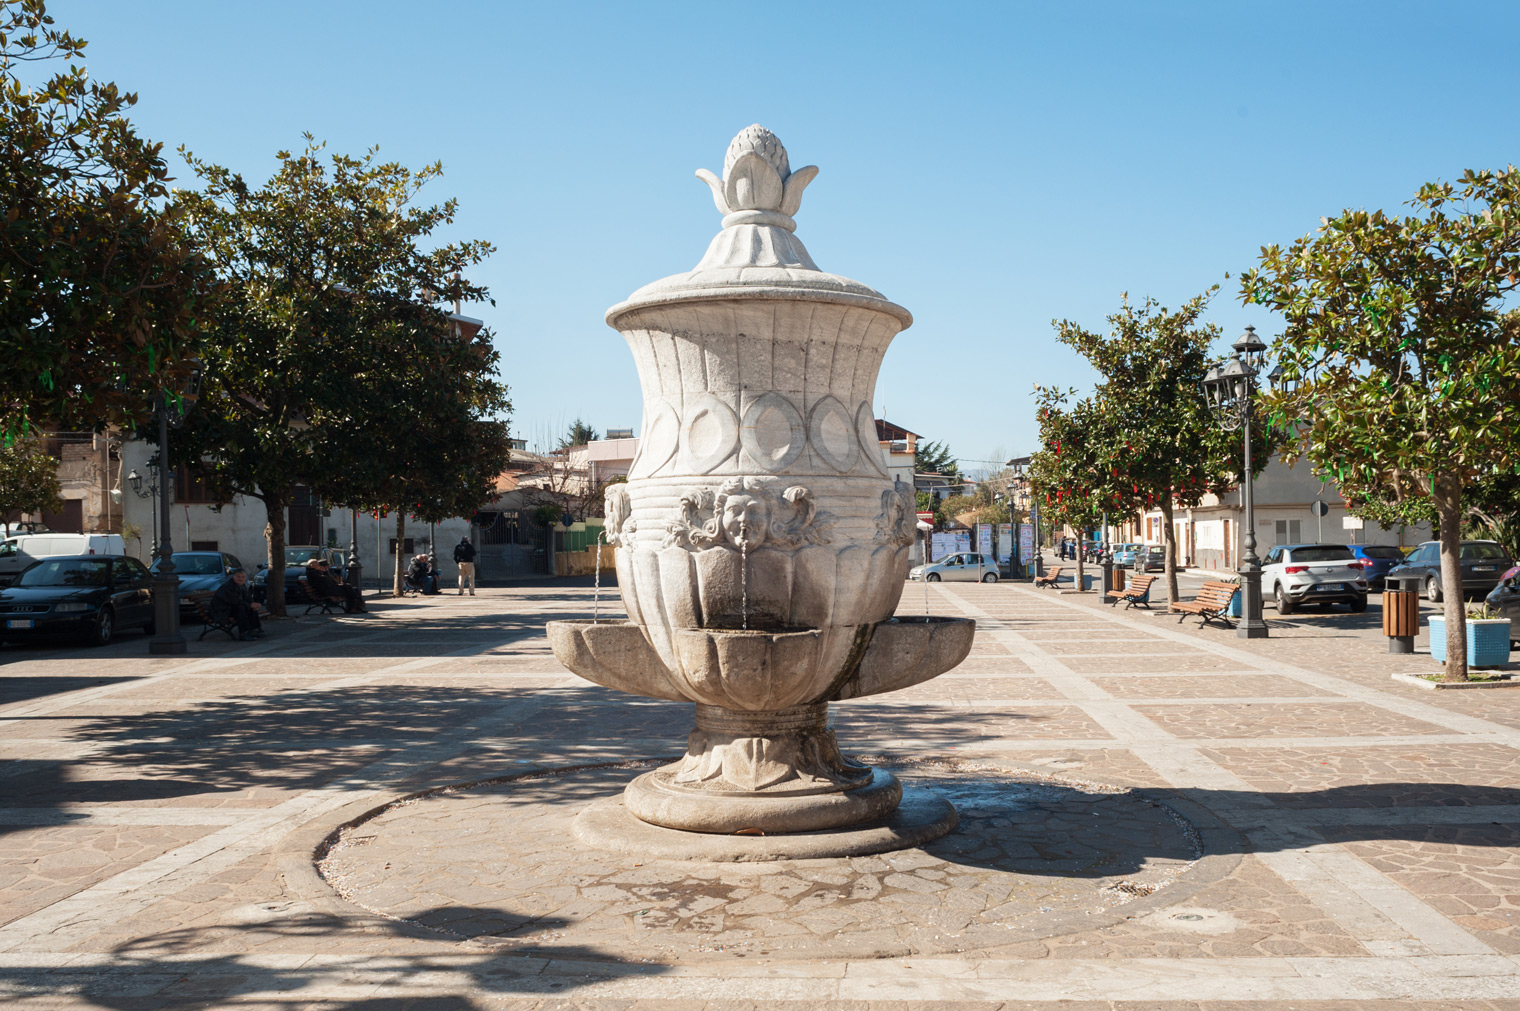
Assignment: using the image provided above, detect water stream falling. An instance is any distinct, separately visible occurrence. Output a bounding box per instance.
[740,541,749,630]
[592,529,605,623]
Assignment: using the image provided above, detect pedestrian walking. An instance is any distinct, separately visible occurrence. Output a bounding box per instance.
[454,536,477,596]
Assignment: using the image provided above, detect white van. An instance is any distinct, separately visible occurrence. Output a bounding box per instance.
[0,533,126,584]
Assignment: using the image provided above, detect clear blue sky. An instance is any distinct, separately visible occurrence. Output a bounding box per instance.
[71,1,1520,474]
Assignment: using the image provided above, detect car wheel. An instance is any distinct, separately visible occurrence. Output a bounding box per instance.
[92,607,114,647]
[1275,584,1295,615]
[982,572,998,583]
[926,573,941,582]
[1349,595,1367,613]
[1426,576,1442,603]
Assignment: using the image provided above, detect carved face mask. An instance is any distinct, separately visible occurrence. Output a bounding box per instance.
[721,494,769,550]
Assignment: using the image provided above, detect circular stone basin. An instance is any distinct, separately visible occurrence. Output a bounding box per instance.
[316,759,1205,962]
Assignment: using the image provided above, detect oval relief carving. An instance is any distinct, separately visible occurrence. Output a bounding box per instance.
[632,401,680,478]
[809,395,859,473]
[855,401,887,476]
[680,394,739,474]
[740,392,805,473]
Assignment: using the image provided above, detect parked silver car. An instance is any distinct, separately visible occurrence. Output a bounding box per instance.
[1261,543,1369,614]
[909,552,1000,583]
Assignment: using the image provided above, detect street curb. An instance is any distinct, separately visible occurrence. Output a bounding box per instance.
[1390,671,1520,690]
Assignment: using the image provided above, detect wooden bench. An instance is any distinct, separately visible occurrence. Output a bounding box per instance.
[1033,566,1064,589]
[1106,574,1156,610]
[188,591,239,641]
[298,576,344,615]
[1170,580,1240,628]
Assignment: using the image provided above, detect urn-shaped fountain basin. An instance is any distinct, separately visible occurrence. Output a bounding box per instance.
[544,125,976,848]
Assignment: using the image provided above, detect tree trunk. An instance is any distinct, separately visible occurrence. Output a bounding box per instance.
[1161,496,1179,604]
[264,492,288,617]
[393,512,406,596]
[1434,474,1468,683]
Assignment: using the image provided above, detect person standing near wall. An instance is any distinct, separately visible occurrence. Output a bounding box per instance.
[454,536,477,596]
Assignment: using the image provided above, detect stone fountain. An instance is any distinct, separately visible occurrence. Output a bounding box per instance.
[546,125,975,857]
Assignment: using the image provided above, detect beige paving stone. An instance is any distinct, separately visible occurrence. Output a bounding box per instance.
[1133,702,1453,739]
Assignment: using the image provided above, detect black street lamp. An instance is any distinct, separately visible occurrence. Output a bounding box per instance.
[147,364,203,655]
[1201,326,1277,640]
[125,461,159,556]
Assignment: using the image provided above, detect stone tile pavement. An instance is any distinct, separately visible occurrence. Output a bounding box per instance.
[0,568,1517,1009]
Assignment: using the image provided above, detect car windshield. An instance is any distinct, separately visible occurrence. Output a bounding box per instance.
[153,555,223,575]
[17,559,109,587]
[285,548,322,565]
[1291,546,1352,562]
[1463,543,1509,560]
[1359,546,1404,559]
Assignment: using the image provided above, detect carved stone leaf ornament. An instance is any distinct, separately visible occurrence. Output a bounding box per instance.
[875,483,918,547]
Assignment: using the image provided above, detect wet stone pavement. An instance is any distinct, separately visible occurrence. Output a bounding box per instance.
[0,567,1518,1010]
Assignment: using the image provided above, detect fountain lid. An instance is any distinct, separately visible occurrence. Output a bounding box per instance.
[606,125,912,327]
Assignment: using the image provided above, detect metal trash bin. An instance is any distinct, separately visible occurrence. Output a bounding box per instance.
[1101,559,1114,595]
[1383,573,1422,654]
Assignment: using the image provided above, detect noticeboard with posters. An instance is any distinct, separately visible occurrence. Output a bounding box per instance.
[1019,523,1035,564]
[976,523,993,558]
[997,523,1013,563]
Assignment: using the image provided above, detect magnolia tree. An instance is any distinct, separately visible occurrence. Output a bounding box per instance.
[0,439,62,534]
[1241,168,1520,681]
[174,139,501,615]
[1050,291,1268,603]
[1029,390,1117,593]
[1,0,219,439]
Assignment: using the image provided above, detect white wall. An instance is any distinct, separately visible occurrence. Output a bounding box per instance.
[118,439,480,585]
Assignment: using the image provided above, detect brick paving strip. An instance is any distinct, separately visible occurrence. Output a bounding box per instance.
[0,585,1517,1007]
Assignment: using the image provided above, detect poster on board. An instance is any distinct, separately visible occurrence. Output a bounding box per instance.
[997,523,1013,563]
[1019,523,1035,564]
[976,523,993,558]
[930,532,957,562]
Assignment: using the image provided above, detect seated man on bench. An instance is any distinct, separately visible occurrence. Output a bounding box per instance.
[209,568,265,641]
[307,559,365,613]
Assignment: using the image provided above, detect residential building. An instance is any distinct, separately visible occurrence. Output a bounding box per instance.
[1120,454,1431,570]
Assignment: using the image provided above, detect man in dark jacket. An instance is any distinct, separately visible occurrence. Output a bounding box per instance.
[453,537,476,596]
[210,569,264,639]
[307,559,365,613]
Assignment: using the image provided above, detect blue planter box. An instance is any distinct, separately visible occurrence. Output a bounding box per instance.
[1428,617,1512,668]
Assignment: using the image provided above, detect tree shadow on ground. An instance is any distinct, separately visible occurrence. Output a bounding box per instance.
[0,903,663,1010]
[0,674,137,706]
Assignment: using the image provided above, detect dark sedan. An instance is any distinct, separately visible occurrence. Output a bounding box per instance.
[149,551,245,618]
[1389,540,1514,602]
[1350,544,1407,590]
[0,555,155,647]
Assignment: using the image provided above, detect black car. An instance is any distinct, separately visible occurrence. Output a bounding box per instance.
[250,546,347,604]
[1388,540,1514,602]
[149,551,245,618]
[0,555,155,646]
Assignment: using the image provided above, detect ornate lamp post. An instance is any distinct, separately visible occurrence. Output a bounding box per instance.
[147,364,204,655]
[347,510,363,598]
[1201,326,1277,640]
[125,462,159,556]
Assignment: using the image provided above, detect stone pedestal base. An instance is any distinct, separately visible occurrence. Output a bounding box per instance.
[624,701,898,833]
[576,785,957,861]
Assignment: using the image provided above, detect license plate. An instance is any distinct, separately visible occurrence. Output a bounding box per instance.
[1318,583,1344,592]
[1474,566,1495,572]
[6,619,33,629]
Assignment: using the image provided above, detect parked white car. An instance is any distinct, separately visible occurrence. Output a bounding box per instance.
[909,552,1000,583]
[0,533,126,585]
[1260,543,1369,615]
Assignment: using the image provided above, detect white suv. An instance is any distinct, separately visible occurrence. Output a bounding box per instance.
[1261,543,1369,615]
